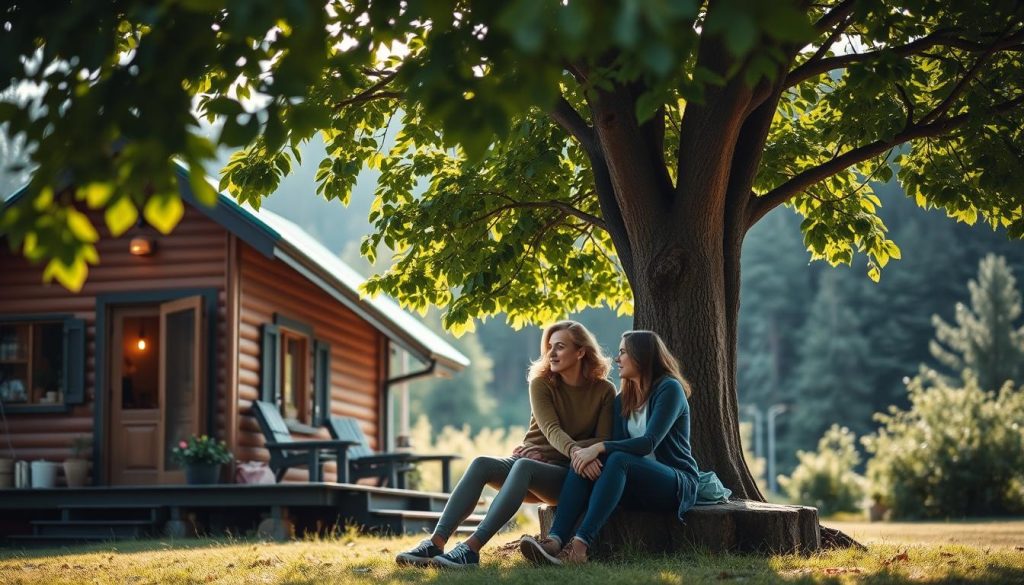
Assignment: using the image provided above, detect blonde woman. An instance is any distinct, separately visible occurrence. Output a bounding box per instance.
[520,330,700,566]
[396,320,615,568]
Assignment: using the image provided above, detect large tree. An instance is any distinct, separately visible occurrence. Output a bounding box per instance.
[2,1,1023,501]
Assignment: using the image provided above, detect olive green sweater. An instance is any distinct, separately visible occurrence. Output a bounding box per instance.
[521,376,615,465]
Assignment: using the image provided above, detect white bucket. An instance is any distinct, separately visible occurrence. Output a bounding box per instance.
[30,460,59,488]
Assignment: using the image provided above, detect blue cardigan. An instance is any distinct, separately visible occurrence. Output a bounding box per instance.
[604,376,700,519]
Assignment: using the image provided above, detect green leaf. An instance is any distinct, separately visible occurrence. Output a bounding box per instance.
[188,164,218,207]
[43,257,88,293]
[105,196,138,237]
[143,194,185,234]
[80,183,115,208]
[67,210,99,243]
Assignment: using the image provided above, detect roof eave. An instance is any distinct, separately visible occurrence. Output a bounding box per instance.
[271,241,468,373]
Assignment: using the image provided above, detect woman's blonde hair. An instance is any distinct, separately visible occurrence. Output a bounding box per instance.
[527,320,611,382]
[619,330,691,416]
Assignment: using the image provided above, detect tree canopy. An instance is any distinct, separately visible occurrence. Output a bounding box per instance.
[2,0,1022,329]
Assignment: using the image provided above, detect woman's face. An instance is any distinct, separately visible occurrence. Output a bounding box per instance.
[615,339,640,382]
[547,329,583,375]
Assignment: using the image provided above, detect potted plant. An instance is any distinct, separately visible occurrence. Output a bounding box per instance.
[63,436,91,487]
[171,434,233,485]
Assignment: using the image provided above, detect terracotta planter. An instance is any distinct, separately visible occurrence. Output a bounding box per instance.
[185,463,222,485]
[63,458,89,487]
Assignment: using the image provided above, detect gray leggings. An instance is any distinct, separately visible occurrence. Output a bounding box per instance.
[433,456,567,545]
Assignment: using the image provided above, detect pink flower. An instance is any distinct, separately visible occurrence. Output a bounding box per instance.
[179,440,188,449]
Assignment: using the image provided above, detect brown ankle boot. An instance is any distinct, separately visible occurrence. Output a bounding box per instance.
[554,538,589,565]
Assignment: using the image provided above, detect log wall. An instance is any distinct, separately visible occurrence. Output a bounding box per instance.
[0,206,229,481]
[236,243,384,482]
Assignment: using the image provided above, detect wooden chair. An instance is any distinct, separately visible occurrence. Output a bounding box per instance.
[325,416,461,492]
[250,400,359,483]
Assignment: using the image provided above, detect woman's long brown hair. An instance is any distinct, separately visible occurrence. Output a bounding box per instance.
[619,330,691,416]
[527,320,612,382]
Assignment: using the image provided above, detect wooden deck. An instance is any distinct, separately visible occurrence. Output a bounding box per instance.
[0,483,485,546]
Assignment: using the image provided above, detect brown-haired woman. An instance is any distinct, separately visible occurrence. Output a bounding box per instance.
[396,320,615,568]
[519,330,700,566]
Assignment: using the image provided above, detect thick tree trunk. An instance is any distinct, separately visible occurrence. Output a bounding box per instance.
[630,217,762,500]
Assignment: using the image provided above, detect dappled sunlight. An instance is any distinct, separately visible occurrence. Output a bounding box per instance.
[1,530,1022,584]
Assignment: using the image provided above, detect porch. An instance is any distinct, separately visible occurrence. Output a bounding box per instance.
[0,483,485,547]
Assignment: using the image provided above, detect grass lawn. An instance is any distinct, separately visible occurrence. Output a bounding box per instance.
[1,523,1022,584]
[824,518,1024,548]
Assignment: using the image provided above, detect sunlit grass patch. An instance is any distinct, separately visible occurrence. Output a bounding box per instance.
[0,530,1021,584]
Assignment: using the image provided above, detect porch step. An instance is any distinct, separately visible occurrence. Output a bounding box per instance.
[367,508,489,536]
[58,504,162,522]
[31,519,157,538]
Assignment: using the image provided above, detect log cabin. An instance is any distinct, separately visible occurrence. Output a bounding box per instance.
[0,164,469,488]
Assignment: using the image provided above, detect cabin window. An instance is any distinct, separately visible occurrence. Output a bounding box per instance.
[0,317,85,407]
[279,330,309,423]
[260,315,330,427]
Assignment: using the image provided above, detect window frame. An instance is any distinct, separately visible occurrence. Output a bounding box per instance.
[260,313,330,431]
[0,313,86,414]
[278,327,310,424]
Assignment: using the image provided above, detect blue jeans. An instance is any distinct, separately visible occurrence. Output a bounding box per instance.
[549,451,680,546]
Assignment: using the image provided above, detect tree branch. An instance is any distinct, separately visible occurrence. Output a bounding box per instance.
[588,144,636,282]
[895,83,915,129]
[749,95,1024,225]
[813,0,858,34]
[335,70,402,108]
[546,88,636,280]
[800,13,853,66]
[919,35,1005,125]
[548,94,598,154]
[785,28,1024,89]
[487,195,607,231]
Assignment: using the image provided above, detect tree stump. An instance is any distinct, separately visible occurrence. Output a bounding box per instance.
[537,500,820,558]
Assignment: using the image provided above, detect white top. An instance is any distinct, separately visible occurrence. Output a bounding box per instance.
[626,403,657,461]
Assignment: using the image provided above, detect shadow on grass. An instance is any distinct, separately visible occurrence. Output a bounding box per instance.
[0,536,267,559]
[330,546,1024,585]
[3,538,1022,584]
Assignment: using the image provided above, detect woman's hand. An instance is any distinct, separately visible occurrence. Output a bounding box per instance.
[513,444,546,462]
[579,459,602,481]
[571,444,602,476]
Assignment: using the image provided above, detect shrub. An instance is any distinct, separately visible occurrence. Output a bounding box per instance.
[863,369,1024,519]
[778,424,865,516]
[739,421,768,496]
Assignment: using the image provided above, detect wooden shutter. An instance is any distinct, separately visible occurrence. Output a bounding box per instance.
[260,323,281,404]
[313,340,331,425]
[63,318,86,404]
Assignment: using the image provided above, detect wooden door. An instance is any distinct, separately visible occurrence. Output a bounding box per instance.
[108,296,204,485]
[157,296,205,483]
[109,307,162,485]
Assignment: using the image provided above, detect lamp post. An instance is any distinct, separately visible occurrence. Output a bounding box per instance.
[740,404,764,460]
[767,403,788,495]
